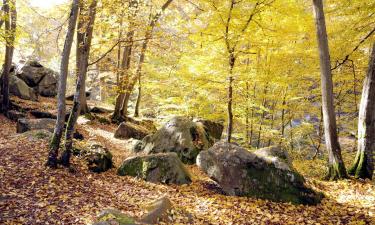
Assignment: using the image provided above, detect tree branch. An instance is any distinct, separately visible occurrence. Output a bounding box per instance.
[331,26,375,71]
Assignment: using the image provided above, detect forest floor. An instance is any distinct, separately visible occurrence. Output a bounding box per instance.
[0,99,375,224]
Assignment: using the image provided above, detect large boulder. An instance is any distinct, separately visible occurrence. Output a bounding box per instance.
[117,152,191,185]
[73,142,113,173]
[125,117,157,133]
[114,122,150,140]
[16,118,56,133]
[197,142,323,205]
[9,75,38,101]
[194,119,224,140]
[16,60,58,97]
[136,116,213,164]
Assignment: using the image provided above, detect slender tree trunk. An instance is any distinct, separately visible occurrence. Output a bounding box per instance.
[134,76,141,117]
[61,0,97,167]
[120,29,150,117]
[112,1,138,121]
[267,99,278,146]
[312,0,347,180]
[257,85,268,148]
[1,0,16,114]
[226,53,235,143]
[245,82,250,144]
[280,88,288,138]
[46,0,79,168]
[348,42,375,179]
[249,83,256,146]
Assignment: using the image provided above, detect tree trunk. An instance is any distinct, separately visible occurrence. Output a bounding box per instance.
[61,0,97,167]
[226,53,235,143]
[112,1,138,121]
[348,42,375,179]
[312,0,347,180]
[249,83,256,146]
[120,29,150,118]
[134,76,141,117]
[46,0,79,168]
[245,82,250,145]
[1,0,16,114]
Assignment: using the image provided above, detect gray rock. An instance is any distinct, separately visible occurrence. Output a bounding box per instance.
[9,75,38,101]
[16,118,56,133]
[197,141,323,205]
[7,110,26,121]
[136,116,213,164]
[114,122,150,140]
[30,110,56,119]
[16,60,58,97]
[194,119,224,140]
[117,152,191,185]
[125,117,157,133]
[139,196,172,224]
[37,71,58,97]
[18,129,53,141]
[74,142,113,173]
[254,145,292,165]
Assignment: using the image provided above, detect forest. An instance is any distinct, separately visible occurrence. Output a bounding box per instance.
[0,0,374,224]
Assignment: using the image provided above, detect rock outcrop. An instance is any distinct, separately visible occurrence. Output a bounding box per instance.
[73,142,113,173]
[9,75,38,101]
[16,118,56,133]
[114,122,151,140]
[117,152,191,185]
[16,60,58,97]
[194,119,224,140]
[197,141,323,205]
[135,116,217,164]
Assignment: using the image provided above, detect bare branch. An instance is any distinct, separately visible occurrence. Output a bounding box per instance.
[331,26,375,71]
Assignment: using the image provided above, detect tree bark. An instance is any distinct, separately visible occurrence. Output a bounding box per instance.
[134,75,141,117]
[312,0,347,180]
[61,0,97,167]
[348,42,375,179]
[1,0,16,114]
[226,54,234,143]
[46,0,79,168]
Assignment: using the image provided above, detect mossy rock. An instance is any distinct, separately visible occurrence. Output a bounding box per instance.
[73,141,113,173]
[94,209,136,225]
[19,129,53,141]
[136,116,214,164]
[117,152,191,185]
[197,141,323,205]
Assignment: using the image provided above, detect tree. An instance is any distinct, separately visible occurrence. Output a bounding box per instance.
[348,42,375,179]
[46,0,79,168]
[312,0,347,180]
[1,0,16,114]
[61,0,98,167]
[119,0,174,118]
[112,0,139,121]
